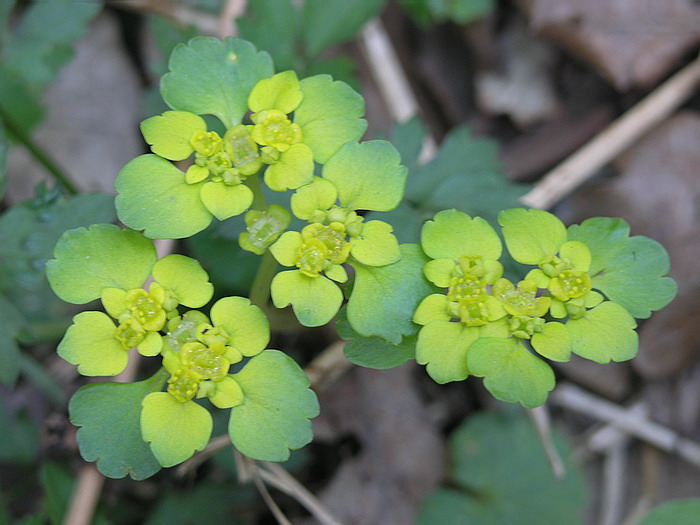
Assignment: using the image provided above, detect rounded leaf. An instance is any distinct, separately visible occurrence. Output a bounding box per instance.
[140,111,205,160]
[290,177,337,220]
[210,296,270,357]
[413,294,451,325]
[270,270,342,327]
[416,321,480,383]
[264,143,314,191]
[295,74,367,163]
[141,392,213,467]
[566,301,638,364]
[468,337,555,408]
[350,220,400,266]
[152,254,214,308]
[199,181,253,221]
[248,70,302,114]
[115,155,212,239]
[47,224,156,304]
[498,208,566,265]
[322,140,407,211]
[270,230,303,267]
[58,311,127,377]
[161,37,274,127]
[531,322,572,362]
[421,209,502,261]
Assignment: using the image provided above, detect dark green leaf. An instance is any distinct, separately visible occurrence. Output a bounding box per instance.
[41,462,73,525]
[302,0,386,57]
[637,499,700,525]
[145,482,252,525]
[567,217,677,318]
[0,402,38,463]
[3,0,99,85]
[0,66,44,136]
[161,37,274,127]
[69,370,168,480]
[229,350,319,461]
[0,293,24,385]
[347,243,438,344]
[428,0,495,24]
[239,0,299,71]
[336,308,416,369]
[0,123,7,199]
[418,411,587,524]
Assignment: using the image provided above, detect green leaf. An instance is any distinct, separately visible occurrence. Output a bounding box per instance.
[264,143,314,191]
[467,338,555,408]
[347,243,437,343]
[290,177,337,220]
[115,154,213,239]
[0,294,23,385]
[498,208,566,265]
[229,350,319,461]
[302,0,386,57]
[46,223,156,304]
[295,75,367,163]
[270,270,343,327]
[140,111,204,161]
[531,322,572,362]
[152,254,214,308]
[70,370,167,479]
[141,393,213,468]
[566,301,638,364]
[421,209,502,261]
[637,499,700,525]
[0,402,38,463]
[0,124,6,199]
[323,140,407,211]
[336,308,415,369]
[567,217,677,318]
[238,0,299,71]
[2,0,98,86]
[416,321,480,383]
[199,181,253,220]
[210,296,270,357]
[248,70,302,114]
[428,0,495,24]
[0,67,44,135]
[350,220,400,266]
[161,37,274,127]
[41,462,74,525]
[418,411,587,525]
[58,311,127,377]
[145,482,251,525]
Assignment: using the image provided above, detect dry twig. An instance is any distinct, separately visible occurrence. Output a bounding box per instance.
[521,53,700,209]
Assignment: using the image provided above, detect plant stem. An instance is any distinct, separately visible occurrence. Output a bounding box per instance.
[0,107,79,196]
[249,249,277,309]
[247,173,267,210]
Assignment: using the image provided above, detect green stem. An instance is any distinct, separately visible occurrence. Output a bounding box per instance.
[247,173,267,210]
[0,106,78,195]
[249,249,278,310]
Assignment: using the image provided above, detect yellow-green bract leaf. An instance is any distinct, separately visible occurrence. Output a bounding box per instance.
[347,244,437,344]
[248,70,302,114]
[199,181,253,220]
[421,209,502,261]
[423,258,455,287]
[58,311,126,376]
[152,254,213,308]
[210,296,270,357]
[567,217,677,319]
[290,177,337,221]
[46,224,156,304]
[559,241,591,272]
[322,141,407,211]
[467,338,555,408]
[115,154,212,239]
[566,301,638,364]
[413,294,451,325]
[416,321,480,383]
[161,37,274,127]
[350,220,400,266]
[531,322,572,362]
[140,111,204,161]
[295,74,367,163]
[69,369,167,480]
[229,350,319,461]
[264,143,314,191]
[141,392,213,467]
[270,231,302,267]
[271,270,343,327]
[498,208,566,265]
